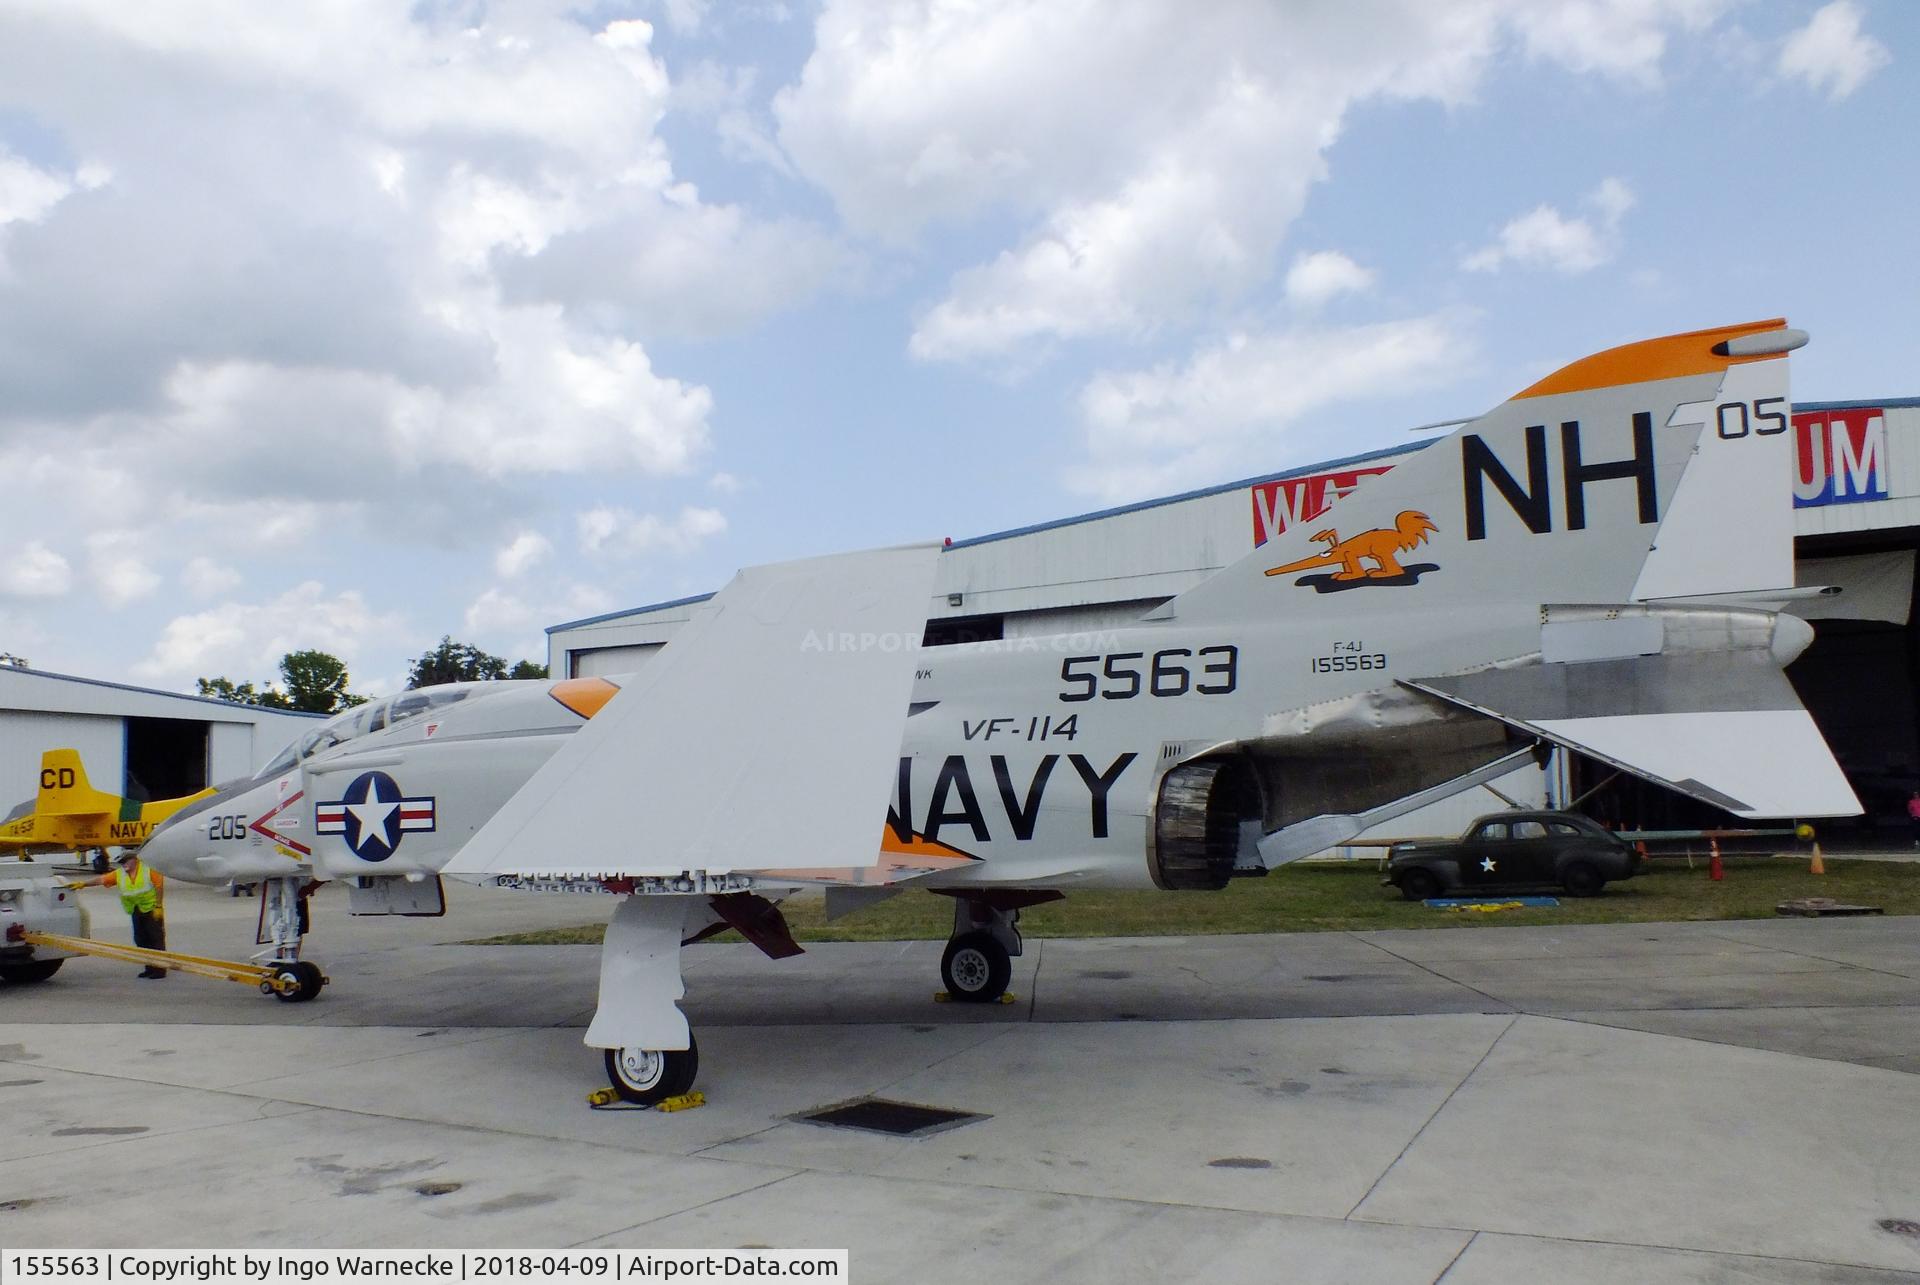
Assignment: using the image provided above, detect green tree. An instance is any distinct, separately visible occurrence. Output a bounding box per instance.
[279,649,368,713]
[195,676,292,708]
[408,637,550,688]
[198,650,367,713]
[408,636,508,688]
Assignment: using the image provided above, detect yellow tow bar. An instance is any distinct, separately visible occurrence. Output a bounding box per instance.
[17,930,325,998]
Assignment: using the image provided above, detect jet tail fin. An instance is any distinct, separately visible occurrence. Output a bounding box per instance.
[36,749,121,818]
[1155,319,1808,626]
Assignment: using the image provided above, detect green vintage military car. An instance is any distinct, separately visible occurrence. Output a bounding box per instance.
[1385,811,1641,901]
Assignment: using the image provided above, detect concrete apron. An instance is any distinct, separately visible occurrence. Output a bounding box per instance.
[1,887,1918,1281]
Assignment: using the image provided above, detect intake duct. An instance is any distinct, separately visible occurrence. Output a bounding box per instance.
[1151,757,1262,891]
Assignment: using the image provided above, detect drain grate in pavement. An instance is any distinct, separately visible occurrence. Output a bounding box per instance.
[797,1098,986,1138]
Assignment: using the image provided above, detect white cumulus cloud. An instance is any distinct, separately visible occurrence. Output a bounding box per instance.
[1076,314,1472,500]
[578,505,728,557]
[1510,0,1731,89]
[135,581,401,686]
[0,540,72,597]
[85,530,161,607]
[463,582,614,664]
[1285,251,1376,308]
[1779,1,1890,100]
[1463,178,1636,274]
[778,2,1720,365]
[181,557,242,599]
[494,531,553,579]
[0,148,79,228]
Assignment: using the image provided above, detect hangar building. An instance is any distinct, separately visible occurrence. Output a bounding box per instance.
[548,399,1919,839]
[0,663,321,809]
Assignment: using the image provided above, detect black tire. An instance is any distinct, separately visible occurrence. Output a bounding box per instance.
[603,1035,699,1105]
[0,958,64,984]
[941,930,1012,1003]
[1398,867,1443,902]
[1562,861,1605,898]
[269,960,326,1003]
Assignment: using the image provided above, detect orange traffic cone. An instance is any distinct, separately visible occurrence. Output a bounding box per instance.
[1708,837,1724,882]
[1809,841,1825,876]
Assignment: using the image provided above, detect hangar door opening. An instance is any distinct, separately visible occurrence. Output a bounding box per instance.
[569,644,662,678]
[124,718,209,801]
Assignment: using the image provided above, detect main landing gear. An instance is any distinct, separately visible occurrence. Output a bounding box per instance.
[591,894,701,1105]
[936,892,1062,1004]
[604,1037,700,1105]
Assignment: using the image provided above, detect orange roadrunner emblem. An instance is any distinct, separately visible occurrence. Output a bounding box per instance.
[1264,511,1439,592]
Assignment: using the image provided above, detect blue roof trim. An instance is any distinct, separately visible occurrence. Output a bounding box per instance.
[1797,398,1920,412]
[0,664,329,717]
[547,591,717,635]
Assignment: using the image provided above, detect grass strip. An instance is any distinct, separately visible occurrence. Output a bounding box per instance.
[466,855,1920,946]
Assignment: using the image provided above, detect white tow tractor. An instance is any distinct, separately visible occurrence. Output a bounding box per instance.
[0,860,87,984]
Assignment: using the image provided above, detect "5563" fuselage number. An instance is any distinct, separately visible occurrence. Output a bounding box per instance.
[1059,646,1237,702]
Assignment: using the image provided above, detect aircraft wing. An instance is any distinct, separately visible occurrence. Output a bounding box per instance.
[1404,613,1860,819]
[444,543,942,882]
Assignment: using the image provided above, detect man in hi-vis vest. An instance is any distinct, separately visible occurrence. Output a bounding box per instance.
[70,850,167,978]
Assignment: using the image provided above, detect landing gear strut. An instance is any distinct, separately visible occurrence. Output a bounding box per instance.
[590,895,699,1104]
[255,877,325,1003]
[939,896,1035,1003]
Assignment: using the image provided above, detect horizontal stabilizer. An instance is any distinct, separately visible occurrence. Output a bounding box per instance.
[445,543,942,881]
[1407,650,1859,819]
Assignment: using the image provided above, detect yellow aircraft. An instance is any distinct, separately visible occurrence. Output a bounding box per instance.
[0,749,215,856]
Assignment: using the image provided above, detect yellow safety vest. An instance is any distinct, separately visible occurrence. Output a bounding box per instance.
[116,861,158,915]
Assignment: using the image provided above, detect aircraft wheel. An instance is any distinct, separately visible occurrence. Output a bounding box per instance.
[268,961,326,1003]
[604,1036,699,1105]
[0,959,64,984]
[941,931,1011,1003]
[1561,862,1605,898]
[1398,868,1442,902]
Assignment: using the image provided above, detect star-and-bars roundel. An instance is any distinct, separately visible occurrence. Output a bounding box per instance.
[315,771,437,862]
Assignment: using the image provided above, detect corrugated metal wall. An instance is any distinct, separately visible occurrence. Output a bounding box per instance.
[0,711,124,811]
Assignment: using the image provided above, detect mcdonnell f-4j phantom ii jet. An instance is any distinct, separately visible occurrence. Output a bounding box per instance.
[138,319,1859,1103]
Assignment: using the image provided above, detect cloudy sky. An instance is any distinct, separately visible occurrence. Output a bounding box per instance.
[0,0,1910,697]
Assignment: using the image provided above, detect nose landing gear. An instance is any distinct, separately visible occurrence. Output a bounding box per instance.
[255,876,325,1003]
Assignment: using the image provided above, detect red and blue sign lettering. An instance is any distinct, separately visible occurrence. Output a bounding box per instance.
[1794,408,1888,508]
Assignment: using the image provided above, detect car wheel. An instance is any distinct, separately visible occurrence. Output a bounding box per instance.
[1399,868,1443,902]
[1562,861,1604,897]
[0,958,64,984]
